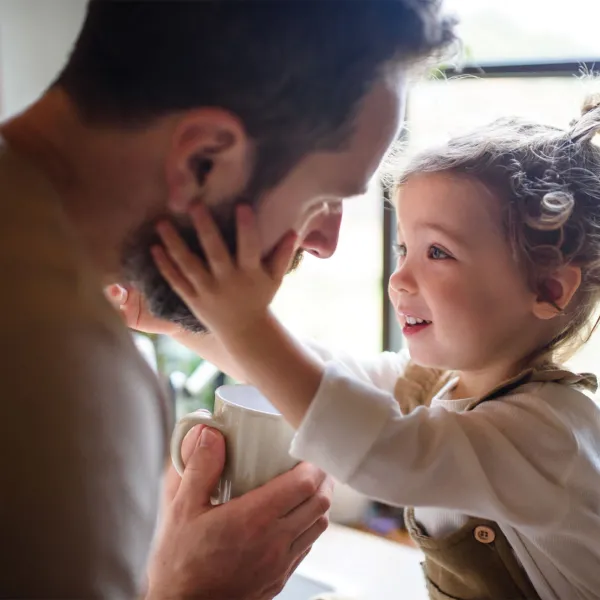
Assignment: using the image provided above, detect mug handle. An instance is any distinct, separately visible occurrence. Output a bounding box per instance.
[170,409,224,476]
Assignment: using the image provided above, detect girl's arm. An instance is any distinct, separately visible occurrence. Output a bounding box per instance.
[150,204,408,426]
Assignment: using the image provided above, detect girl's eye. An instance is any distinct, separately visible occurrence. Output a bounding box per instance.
[393,243,407,259]
[428,245,451,260]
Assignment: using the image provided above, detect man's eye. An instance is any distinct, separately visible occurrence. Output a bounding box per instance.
[392,243,406,258]
[428,245,450,260]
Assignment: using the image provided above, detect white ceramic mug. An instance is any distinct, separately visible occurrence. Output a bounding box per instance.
[171,384,298,503]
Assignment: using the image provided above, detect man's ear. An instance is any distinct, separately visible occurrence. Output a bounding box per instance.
[164,108,252,213]
[533,264,582,320]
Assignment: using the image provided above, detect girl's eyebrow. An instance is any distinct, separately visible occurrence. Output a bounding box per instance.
[397,221,469,249]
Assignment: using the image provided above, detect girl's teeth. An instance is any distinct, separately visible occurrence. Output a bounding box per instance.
[406,316,428,325]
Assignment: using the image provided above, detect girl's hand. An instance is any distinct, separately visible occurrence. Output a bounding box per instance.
[151,204,297,346]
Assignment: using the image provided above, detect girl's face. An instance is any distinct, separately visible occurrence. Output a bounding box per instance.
[389,172,547,375]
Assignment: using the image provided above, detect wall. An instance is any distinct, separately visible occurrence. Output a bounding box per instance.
[0,0,85,117]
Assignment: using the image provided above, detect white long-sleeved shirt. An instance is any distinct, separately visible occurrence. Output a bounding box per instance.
[290,343,600,600]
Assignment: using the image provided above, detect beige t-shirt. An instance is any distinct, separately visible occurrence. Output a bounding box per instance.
[0,139,170,598]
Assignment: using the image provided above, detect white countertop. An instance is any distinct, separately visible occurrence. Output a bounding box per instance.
[293,523,427,600]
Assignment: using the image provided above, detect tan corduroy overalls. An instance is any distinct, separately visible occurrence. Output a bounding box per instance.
[394,362,597,600]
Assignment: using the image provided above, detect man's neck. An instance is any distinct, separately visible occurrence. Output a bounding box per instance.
[1,88,167,283]
[2,92,78,195]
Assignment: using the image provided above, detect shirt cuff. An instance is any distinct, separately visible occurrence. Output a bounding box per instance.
[290,361,393,483]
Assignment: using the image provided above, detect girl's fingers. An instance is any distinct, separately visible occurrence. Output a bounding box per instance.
[235,205,261,271]
[151,245,197,300]
[190,204,234,277]
[156,221,212,288]
[267,232,299,281]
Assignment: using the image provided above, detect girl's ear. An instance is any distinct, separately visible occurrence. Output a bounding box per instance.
[533,265,582,320]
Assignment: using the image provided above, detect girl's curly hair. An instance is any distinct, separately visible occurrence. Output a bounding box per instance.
[396,95,600,361]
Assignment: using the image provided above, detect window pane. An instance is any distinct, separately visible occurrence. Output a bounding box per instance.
[447,0,600,64]
[406,76,600,377]
[272,180,384,357]
[408,77,587,151]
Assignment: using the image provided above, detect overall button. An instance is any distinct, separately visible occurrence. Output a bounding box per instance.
[474,525,496,544]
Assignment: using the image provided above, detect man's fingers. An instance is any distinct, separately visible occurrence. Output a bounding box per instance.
[105,284,128,308]
[104,284,143,328]
[283,476,333,533]
[174,427,226,516]
[289,514,329,558]
[162,425,206,505]
[244,462,327,518]
[287,547,312,581]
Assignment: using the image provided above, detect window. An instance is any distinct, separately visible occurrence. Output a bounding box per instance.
[446,0,600,64]
[272,179,384,358]
[408,77,593,153]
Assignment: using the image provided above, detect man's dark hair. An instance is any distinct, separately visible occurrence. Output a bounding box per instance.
[55,0,456,332]
[55,0,455,190]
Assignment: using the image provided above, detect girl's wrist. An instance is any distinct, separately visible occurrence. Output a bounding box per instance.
[218,310,277,357]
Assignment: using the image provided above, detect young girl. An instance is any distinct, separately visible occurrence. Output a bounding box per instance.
[151,97,600,600]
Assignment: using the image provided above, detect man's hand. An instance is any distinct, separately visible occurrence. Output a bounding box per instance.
[105,284,183,336]
[146,426,332,600]
[105,284,248,381]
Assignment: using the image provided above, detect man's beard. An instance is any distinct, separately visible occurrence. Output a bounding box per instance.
[121,204,304,333]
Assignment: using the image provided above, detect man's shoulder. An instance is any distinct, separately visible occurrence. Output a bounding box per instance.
[0,140,105,327]
[0,139,81,255]
[0,140,163,392]
[0,140,170,427]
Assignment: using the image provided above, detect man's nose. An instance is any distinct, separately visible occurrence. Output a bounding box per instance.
[299,206,343,259]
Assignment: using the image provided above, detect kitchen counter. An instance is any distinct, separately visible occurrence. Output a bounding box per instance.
[288,523,427,599]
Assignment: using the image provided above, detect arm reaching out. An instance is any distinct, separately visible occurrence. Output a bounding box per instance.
[150,204,328,428]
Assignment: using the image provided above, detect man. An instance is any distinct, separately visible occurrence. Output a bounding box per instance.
[0,0,454,598]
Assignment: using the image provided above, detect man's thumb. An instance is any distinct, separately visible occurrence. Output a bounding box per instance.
[175,427,226,513]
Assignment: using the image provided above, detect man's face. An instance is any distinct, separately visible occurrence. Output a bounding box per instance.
[122,74,406,332]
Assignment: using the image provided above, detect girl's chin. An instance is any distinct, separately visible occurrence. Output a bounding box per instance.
[405,342,450,370]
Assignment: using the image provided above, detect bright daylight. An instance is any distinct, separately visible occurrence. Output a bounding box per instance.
[1,1,600,599]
